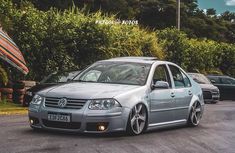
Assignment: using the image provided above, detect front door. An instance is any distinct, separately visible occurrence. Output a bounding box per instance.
[149,64,175,125]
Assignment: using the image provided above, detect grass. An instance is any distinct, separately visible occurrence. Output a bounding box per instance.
[0,102,28,115]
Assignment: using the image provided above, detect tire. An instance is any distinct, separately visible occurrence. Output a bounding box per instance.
[187,101,202,127]
[211,101,218,104]
[126,103,147,135]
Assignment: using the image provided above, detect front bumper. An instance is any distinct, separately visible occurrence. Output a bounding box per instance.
[203,90,220,102]
[28,103,130,133]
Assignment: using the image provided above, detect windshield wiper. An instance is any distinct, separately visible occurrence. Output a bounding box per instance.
[73,79,96,83]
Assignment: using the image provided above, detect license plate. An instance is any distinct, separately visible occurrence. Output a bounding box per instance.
[48,113,71,122]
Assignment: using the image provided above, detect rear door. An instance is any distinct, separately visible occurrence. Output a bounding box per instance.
[168,65,193,121]
[220,77,235,100]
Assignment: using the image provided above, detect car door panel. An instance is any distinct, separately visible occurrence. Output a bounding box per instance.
[173,88,192,120]
[148,64,175,124]
[149,89,175,124]
[168,65,193,121]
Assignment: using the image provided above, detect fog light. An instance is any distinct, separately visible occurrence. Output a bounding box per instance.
[98,125,106,131]
[29,117,39,125]
[30,119,34,124]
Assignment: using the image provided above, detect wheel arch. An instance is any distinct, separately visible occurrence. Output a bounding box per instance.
[187,95,204,119]
[125,101,149,132]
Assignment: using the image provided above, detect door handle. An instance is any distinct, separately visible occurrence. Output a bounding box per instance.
[188,90,193,96]
[171,92,175,98]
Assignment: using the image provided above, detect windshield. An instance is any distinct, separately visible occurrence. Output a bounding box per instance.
[189,73,211,84]
[73,62,151,86]
[41,71,80,83]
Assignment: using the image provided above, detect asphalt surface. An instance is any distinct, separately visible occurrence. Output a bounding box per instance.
[0,101,235,153]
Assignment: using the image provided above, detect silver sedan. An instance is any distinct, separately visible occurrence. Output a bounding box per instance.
[29,57,204,135]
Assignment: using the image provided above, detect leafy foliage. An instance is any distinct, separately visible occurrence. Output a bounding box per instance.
[0,0,234,80]
[157,28,235,77]
[0,1,164,80]
[0,65,8,86]
[24,0,235,43]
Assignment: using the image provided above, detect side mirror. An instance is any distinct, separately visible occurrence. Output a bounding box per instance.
[152,81,169,89]
[210,79,216,83]
[67,78,72,82]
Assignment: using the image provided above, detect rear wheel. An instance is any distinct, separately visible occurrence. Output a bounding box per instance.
[127,103,147,135]
[188,101,202,127]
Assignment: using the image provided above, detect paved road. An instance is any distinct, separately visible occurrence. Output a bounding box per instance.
[0,101,235,153]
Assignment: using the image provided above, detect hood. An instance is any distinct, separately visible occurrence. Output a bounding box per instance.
[28,83,58,93]
[199,84,218,91]
[38,82,140,99]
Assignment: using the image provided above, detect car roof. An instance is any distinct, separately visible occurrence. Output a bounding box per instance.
[188,72,202,75]
[100,57,173,65]
[207,75,230,78]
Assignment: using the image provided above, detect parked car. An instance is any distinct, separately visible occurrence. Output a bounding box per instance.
[24,70,80,106]
[207,75,235,100]
[29,57,204,135]
[188,73,220,104]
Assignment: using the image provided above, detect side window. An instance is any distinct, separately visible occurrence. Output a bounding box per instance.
[221,78,235,85]
[209,77,220,84]
[169,65,191,88]
[152,65,171,88]
[182,73,191,87]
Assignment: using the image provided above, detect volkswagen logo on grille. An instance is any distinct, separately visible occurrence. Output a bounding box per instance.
[58,98,67,108]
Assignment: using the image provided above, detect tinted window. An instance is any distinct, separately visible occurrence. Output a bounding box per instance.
[188,73,211,84]
[153,65,171,87]
[208,76,220,84]
[221,77,235,85]
[169,65,191,88]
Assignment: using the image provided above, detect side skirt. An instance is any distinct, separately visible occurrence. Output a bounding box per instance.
[147,119,187,131]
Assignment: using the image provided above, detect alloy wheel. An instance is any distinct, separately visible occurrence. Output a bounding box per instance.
[190,101,202,126]
[129,103,147,135]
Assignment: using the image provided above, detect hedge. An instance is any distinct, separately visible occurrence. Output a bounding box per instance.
[0,1,164,80]
[0,1,234,80]
[157,28,235,77]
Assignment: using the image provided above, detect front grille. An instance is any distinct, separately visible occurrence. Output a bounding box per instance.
[45,97,87,109]
[211,90,219,95]
[203,91,212,100]
[42,119,81,129]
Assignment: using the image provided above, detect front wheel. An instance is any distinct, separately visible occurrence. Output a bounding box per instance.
[211,101,218,104]
[126,103,147,135]
[188,101,202,127]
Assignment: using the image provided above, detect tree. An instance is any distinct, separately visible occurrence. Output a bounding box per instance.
[0,64,8,86]
[206,8,216,16]
[11,0,235,43]
[220,11,235,22]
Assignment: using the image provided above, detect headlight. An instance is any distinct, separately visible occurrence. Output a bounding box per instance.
[88,99,121,110]
[31,94,43,105]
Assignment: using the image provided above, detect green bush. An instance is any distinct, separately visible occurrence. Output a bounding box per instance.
[0,1,234,80]
[156,28,190,69]
[0,65,8,86]
[0,1,164,80]
[157,28,235,77]
[214,43,235,77]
